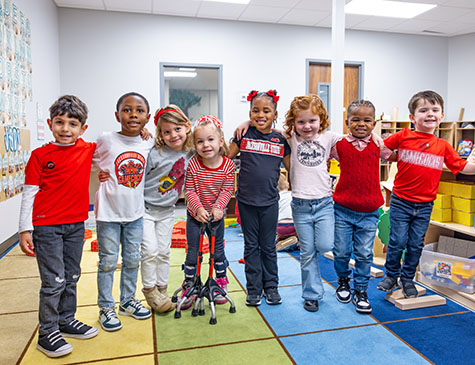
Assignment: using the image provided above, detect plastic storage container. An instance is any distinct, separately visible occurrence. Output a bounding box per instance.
[419,238,475,294]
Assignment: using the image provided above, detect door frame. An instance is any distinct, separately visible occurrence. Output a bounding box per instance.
[305,59,364,99]
[159,62,223,121]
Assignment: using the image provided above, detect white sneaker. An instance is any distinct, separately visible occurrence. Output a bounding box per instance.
[119,298,151,319]
[99,308,122,332]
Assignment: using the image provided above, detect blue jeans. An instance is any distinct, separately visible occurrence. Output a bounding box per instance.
[333,203,379,291]
[184,212,228,278]
[97,218,143,309]
[33,222,85,336]
[291,197,334,301]
[385,194,433,280]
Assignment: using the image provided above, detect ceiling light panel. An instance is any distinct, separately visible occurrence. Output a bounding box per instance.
[345,0,437,19]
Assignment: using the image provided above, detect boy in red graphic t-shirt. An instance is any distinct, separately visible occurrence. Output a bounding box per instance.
[377,90,475,298]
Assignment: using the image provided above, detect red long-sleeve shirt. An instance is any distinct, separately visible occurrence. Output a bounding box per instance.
[185,156,235,216]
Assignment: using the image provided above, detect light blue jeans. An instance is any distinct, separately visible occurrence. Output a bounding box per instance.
[333,203,379,291]
[291,197,334,301]
[97,218,143,309]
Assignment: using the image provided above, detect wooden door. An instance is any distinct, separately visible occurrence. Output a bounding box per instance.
[308,63,360,133]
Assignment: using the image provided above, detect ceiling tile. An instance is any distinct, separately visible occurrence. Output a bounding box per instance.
[152,0,200,16]
[252,0,300,8]
[198,2,247,20]
[296,0,333,11]
[239,5,290,23]
[315,15,332,27]
[388,18,441,33]
[423,21,474,36]
[452,10,475,24]
[278,9,329,26]
[440,0,475,8]
[54,0,105,10]
[104,0,152,13]
[396,0,447,4]
[349,16,406,31]
[416,5,470,22]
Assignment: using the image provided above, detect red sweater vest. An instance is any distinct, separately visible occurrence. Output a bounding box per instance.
[333,139,384,212]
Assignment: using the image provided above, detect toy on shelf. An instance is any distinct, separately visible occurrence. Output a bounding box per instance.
[457,139,472,157]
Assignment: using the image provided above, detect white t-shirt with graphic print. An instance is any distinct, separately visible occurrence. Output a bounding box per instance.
[288,130,342,200]
[92,132,154,222]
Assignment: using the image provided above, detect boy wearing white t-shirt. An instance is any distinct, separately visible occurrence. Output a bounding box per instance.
[93,92,154,332]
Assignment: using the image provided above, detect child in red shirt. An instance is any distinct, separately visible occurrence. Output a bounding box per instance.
[377,90,475,298]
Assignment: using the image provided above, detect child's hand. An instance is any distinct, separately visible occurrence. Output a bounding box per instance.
[19,231,35,256]
[211,208,223,221]
[195,207,209,223]
[140,127,153,140]
[233,120,251,140]
[371,132,383,148]
[98,170,111,182]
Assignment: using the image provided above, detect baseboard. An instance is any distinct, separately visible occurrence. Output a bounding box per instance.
[0,233,19,259]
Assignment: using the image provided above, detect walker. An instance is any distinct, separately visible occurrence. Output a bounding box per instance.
[172,218,236,324]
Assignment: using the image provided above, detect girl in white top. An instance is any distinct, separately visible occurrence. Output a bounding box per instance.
[141,105,194,313]
[284,94,341,313]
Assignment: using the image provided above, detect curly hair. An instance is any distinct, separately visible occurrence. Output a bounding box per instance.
[284,94,329,139]
[154,104,193,151]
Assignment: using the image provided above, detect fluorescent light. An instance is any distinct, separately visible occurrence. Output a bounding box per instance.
[164,71,197,78]
[179,68,196,71]
[345,0,436,19]
[202,0,250,4]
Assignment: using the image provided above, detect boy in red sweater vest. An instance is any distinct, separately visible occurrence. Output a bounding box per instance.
[331,100,395,314]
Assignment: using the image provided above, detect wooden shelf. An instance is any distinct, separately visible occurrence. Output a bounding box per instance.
[429,220,475,236]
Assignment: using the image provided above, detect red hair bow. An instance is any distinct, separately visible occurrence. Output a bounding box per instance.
[266,90,279,103]
[196,115,223,129]
[154,108,174,126]
[247,90,258,102]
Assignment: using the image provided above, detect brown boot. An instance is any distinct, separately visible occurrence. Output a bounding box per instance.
[155,285,174,313]
[142,287,161,312]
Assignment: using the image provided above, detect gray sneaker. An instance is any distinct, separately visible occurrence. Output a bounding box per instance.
[377,275,399,292]
[264,287,282,305]
[399,278,418,298]
[99,308,122,332]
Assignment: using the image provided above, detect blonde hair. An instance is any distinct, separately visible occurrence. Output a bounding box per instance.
[193,118,229,156]
[154,104,193,151]
[284,94,330,139]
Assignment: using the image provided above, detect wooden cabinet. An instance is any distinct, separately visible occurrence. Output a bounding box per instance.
[379,121,411,181]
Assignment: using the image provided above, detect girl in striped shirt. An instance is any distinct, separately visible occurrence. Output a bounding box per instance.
[183,115,235,304]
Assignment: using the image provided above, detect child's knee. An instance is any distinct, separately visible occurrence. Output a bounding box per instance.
[122,252,141,269]
[99,257,119,272]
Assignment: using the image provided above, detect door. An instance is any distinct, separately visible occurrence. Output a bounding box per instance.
[308,62,361,134]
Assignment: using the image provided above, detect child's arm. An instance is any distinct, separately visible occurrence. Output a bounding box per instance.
[234,120,251,140]
[227,141,240,159]
[282,155,290,172]
[461,162,475,175]
[184,162,209,223]
[211,160,235,222]
[18,184,39,256]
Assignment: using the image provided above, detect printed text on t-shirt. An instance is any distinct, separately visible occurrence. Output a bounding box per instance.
[241,138,284,157]
[399,148,444,170]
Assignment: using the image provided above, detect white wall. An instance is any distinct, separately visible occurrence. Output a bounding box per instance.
[0,0,60,244]
[448,33,475,121]
[57,8,450,141]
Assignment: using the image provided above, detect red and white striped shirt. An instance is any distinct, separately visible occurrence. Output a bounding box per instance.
[185,156,235,216]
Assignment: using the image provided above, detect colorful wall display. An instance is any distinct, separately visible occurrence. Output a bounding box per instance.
[0,0,33,128]
[0,124,29,201]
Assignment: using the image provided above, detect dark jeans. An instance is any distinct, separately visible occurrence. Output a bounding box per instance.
[239,201,279,295]
[385,193,433,280]
[184,212,228,278]
[33,222,85,336]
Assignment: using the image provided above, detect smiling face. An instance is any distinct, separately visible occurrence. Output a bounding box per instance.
[47,114,87,144]
[347,105,376,139]
[194,124,224,164]
[410,99,444,134]
[249,96,277,134]
[294,108,321,140]
[160,120,190,152]
[115,95,150,137]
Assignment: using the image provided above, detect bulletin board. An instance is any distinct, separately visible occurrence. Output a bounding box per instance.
[0,0,33,127]
[0,125,29,201]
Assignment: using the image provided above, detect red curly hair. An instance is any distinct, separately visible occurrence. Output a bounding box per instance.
[284,94,330,139]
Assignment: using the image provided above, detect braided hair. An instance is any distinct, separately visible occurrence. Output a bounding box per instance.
[347,99,375,118]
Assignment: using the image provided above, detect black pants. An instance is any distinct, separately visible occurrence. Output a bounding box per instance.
[238,201,279,295]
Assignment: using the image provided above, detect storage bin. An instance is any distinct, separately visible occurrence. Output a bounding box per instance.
[419,237,475,294]
[431,207,451,222]
[434,193,451,209]
[452,196,475,213]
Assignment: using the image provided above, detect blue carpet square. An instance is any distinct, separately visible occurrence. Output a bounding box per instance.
[281,324,430,364]
[259,285,376,336]
[385,311,475,365]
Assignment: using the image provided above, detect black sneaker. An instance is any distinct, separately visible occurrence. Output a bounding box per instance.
[352,289,372,314]
[245,293,262,306]
[303,300,319,312]
[377,275,399,292]
[37,330,73,358]
[336,277,351,303]
[399,278,418,298]
[264,287,282,305]
[60,319,99,339]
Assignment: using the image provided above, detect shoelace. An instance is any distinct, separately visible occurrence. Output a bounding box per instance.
[127,298,143,310]
[356,291,369,303]
[103,309,117,320]
[47,330,63,346]
[339,278,350,290]
[68,319,84,330]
